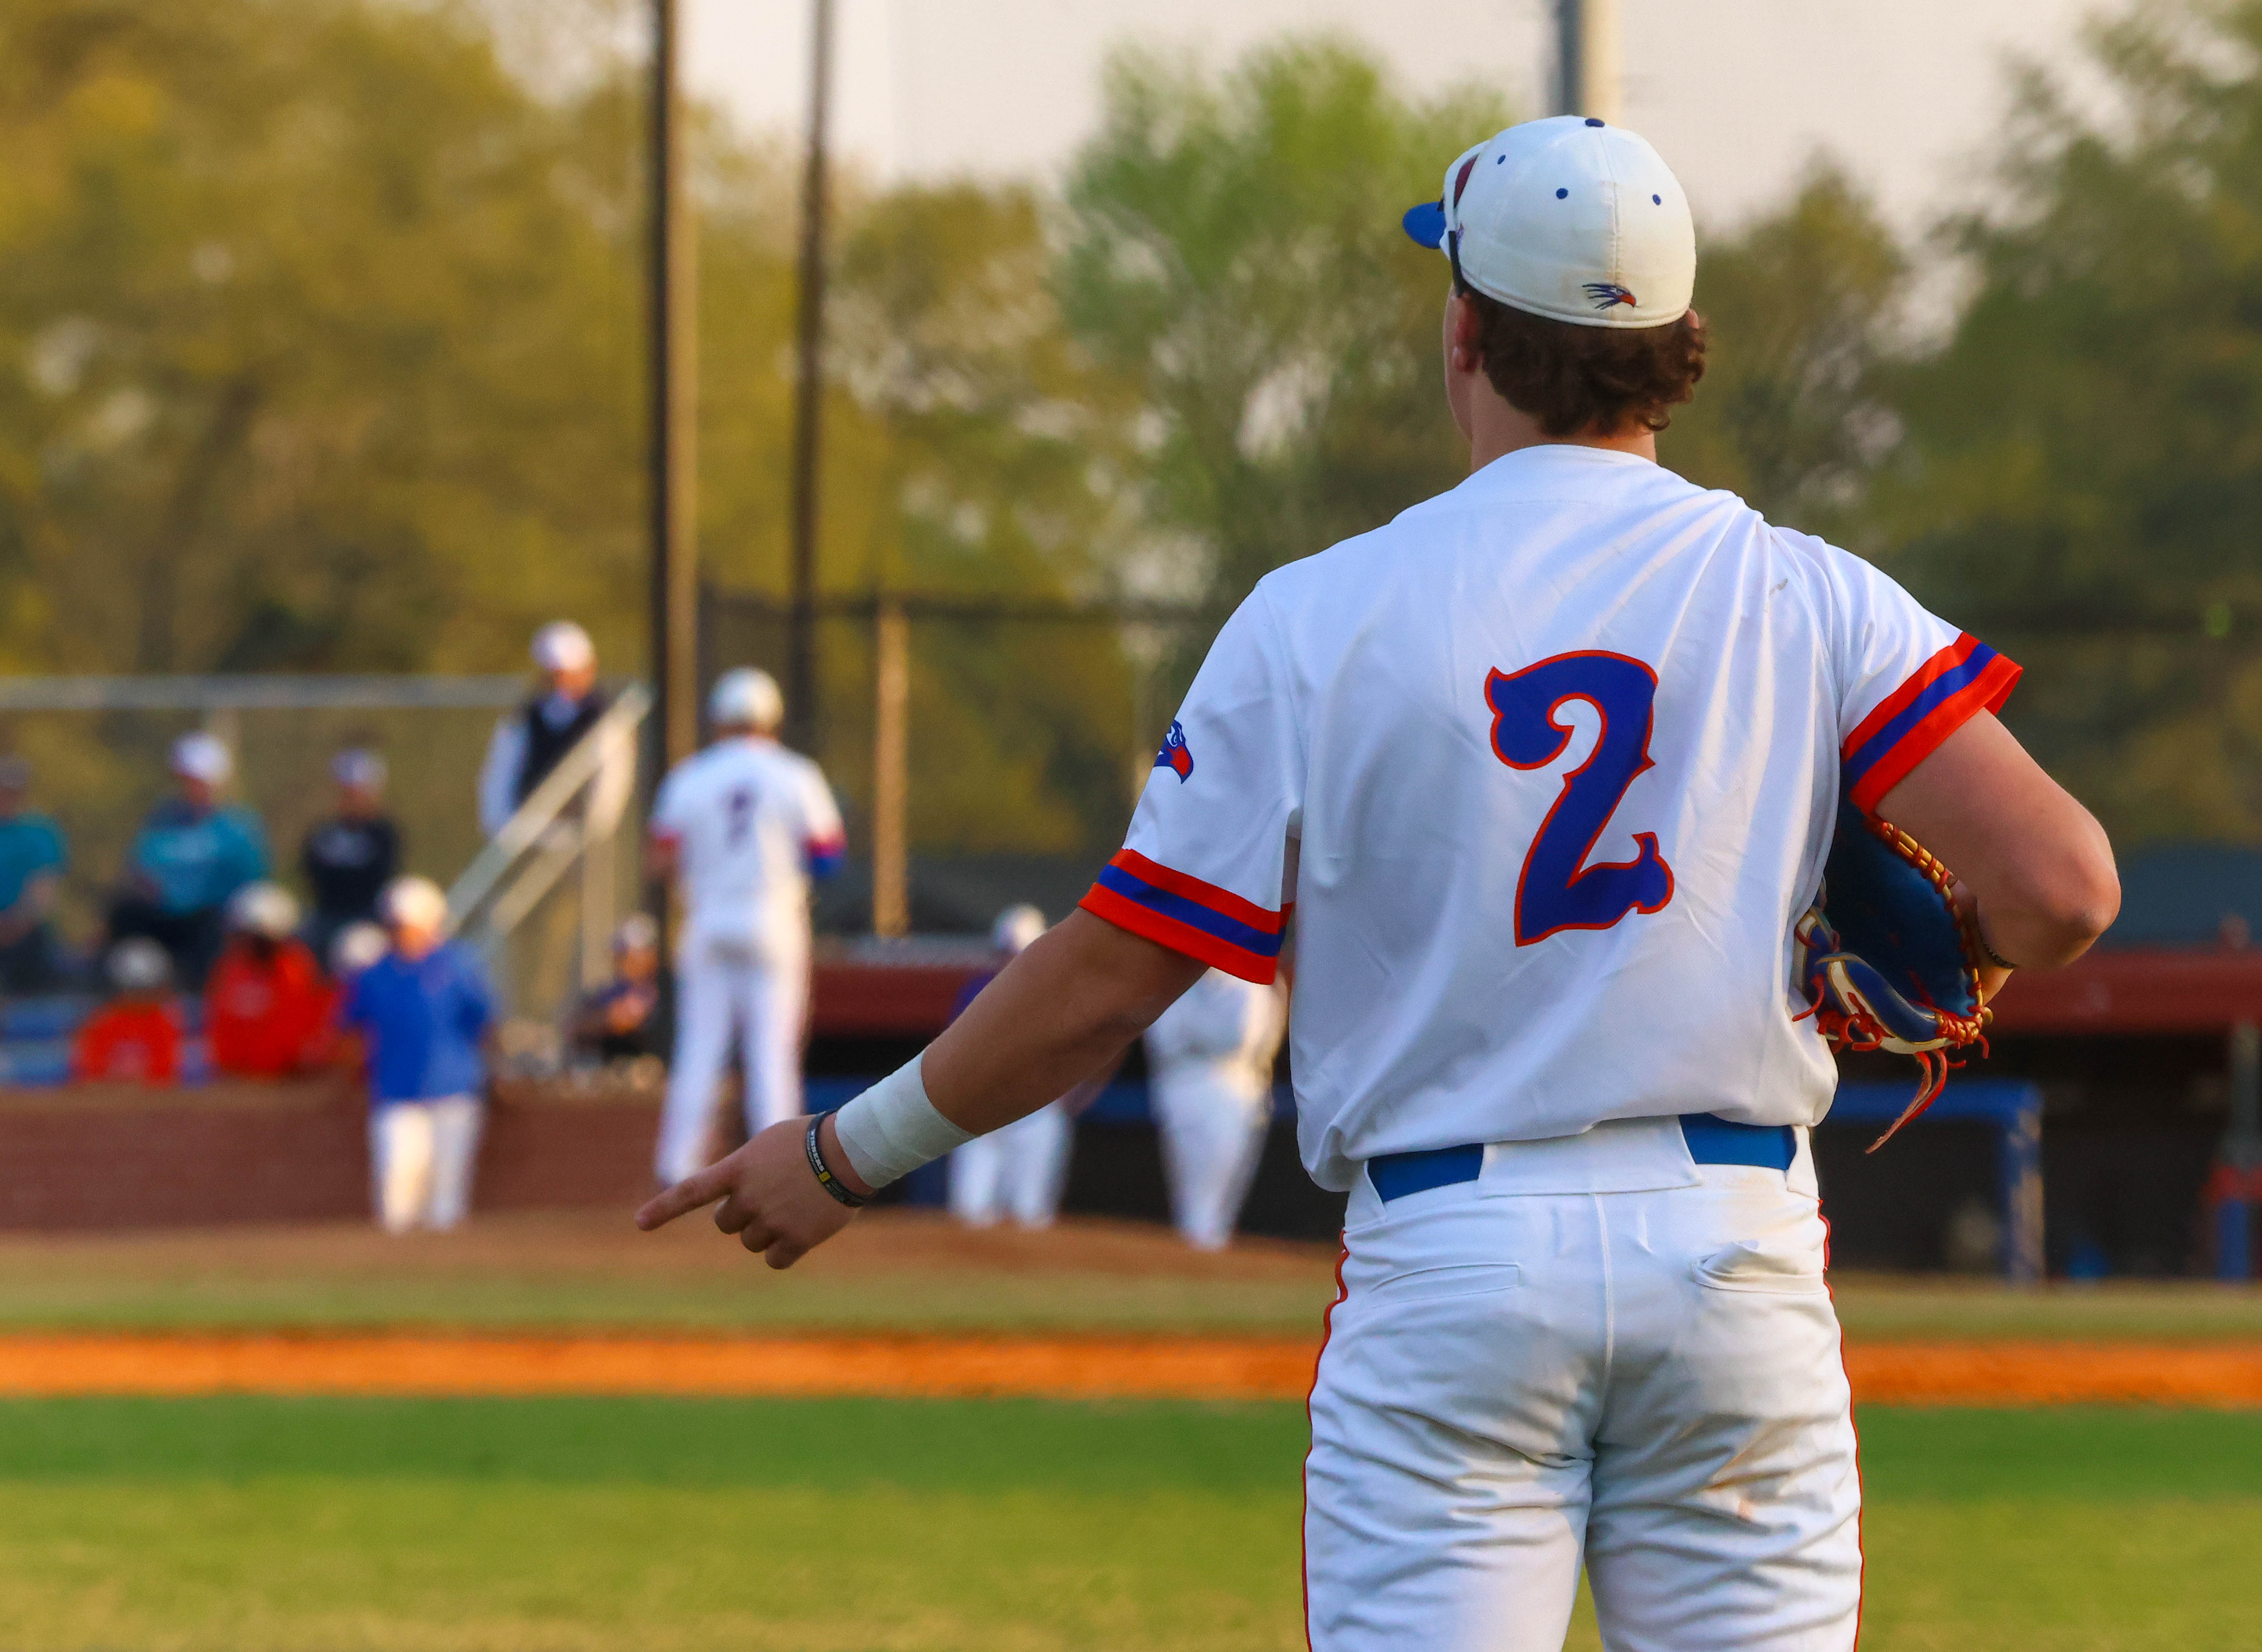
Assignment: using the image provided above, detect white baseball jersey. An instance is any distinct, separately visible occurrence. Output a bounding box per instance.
[651,737,845,960]
[1082,444,2018,1192]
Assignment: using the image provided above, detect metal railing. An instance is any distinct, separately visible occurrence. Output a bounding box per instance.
[444,684,650,1010]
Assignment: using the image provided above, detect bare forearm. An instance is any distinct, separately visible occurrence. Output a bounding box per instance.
[922,909,1206,1135]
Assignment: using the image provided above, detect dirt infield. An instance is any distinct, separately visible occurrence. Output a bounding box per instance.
[0,1332,2256,1405]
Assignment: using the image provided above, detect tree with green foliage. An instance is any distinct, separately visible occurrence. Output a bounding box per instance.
[0,0,653,677]
[1874,0,2262,844]
[0,0,1150,895]
[1663,163,1908,548]
[1058,39,1511,609]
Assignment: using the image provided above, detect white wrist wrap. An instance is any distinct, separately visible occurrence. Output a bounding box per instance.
[832,1056,972,1189]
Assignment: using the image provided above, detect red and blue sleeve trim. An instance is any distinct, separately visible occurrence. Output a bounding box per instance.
[1078,848,1288,983]
[1842,632,2021,817]
[804,832,847,880]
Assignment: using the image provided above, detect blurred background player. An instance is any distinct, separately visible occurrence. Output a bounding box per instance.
[945,905,1080,1229]
[70,938,182,1085]
[205,882,333,1079]
[647,667,844,1186]
[1142,966,1288,1250]
[341,875,495,1234]
[477,620,607,838]
[300,747,400,967]
[0,755,68,995]
[108,732,270,990]
[568,912,670,1066]
[324,919,391,1073]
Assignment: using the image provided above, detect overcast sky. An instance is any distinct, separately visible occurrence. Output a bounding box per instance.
[681,0,2116,233]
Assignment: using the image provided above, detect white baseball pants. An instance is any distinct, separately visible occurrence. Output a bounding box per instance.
[655,940,807,1186]
[948,1102,1072,1228]
[1150,1063,1272,1250]
[1305,1128,1861,1651]
[369,1096,484,1234]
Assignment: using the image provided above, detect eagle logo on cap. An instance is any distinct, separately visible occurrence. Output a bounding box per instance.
[1153,719,1193,782]
[1583,282,1637,311]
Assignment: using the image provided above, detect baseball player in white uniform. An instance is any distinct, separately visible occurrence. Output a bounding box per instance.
[648,668,845,1187]
[643,117,2118,1650]
[946,905,1076,1228]
[1145,966,1287,1249]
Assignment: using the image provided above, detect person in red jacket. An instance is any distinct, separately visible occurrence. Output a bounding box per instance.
[72,938,184,1084]
[205,882,333,1078]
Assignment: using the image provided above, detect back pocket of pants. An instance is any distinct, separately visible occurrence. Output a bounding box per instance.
[1695,1240,1828,1295]
[1365,1263,1523,1304]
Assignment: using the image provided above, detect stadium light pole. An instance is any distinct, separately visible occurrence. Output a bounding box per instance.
[785,0,836,757]
[1554,0,1623,123]
[646,0,699,924]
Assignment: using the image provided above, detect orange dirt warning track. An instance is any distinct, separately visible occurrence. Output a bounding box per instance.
[0,1334,2258,1406]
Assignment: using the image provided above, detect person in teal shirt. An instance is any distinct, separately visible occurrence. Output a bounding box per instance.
[108,732,270,990]
[0,755,67,993]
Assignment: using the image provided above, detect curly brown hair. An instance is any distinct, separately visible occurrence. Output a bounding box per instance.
[1460,287,1707,438]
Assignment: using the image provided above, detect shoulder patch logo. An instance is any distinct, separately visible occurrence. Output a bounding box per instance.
[1582,281,1636,311]
[1154,719,1193,782]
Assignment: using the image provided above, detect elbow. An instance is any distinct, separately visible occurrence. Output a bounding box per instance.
[2014,850,2121,967]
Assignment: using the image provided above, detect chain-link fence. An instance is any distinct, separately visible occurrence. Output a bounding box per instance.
[700,588,1226,933]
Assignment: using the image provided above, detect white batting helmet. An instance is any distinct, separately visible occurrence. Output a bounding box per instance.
[227,881,301,940]
[992,904,1046,956]
[531,620,595,674]
[709,668,784,733]
[380,875,449,934]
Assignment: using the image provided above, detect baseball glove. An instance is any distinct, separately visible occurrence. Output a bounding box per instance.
[1794,802,1994,1151]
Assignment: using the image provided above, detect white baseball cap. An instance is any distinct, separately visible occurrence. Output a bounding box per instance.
[381,875,449,933]
[532,619,596,674]
[992,904,1046,955]
[331,748,388,791]
[170,731,234,785]
[227,881,301,940]
[1403,116,1695,329]
[709,667,784,733]
[106,937,172,993]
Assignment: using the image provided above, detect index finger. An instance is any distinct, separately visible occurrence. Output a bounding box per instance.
[636,1163,734,1230]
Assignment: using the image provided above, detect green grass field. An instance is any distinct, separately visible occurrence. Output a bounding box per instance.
[0,1396,2255,1651]
[3,1211,2259,1339]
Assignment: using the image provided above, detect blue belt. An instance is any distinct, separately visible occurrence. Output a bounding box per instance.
[1367,1114,1796,1204]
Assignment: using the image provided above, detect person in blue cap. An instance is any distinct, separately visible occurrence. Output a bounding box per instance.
[108,732,269,990]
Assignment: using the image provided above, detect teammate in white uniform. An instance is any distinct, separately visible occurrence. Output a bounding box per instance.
[946,906,1075,1228]
[1145,967,1286,1249]
[643,118,2119,1650]
[648,668,845,1187]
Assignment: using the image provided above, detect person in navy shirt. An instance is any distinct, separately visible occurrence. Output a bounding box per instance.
[109,732,270,990]
[342,875,495,1234]
[301,747,401,968]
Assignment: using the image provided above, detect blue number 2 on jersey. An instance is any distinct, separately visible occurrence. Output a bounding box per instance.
[1485,652,1675,946]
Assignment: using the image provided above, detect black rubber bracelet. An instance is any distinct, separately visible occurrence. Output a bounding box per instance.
[804,1115,870,1208]
[1972,915,2020,973]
